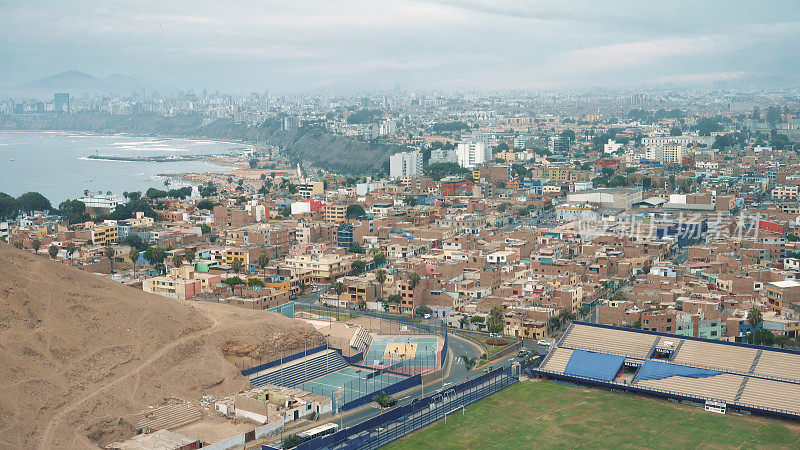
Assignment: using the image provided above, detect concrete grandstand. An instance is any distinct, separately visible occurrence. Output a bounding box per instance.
[534,322,800,420]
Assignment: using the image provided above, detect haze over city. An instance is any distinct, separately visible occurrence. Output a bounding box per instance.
[4,1,800,449]
[3,0,800,92]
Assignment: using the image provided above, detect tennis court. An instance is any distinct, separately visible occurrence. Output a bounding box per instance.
[363,336,441,371]
[299,366,405,406]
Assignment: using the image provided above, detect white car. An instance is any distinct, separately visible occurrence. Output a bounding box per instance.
[537,339,551,346]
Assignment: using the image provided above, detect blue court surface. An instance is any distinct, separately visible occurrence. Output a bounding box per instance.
[299,366,404,405]
[363,336,440,369]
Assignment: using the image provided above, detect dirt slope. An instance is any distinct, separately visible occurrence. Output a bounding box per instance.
[0,244,318,448]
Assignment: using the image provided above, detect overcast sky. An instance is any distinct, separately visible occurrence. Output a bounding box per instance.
[2,0,800,93]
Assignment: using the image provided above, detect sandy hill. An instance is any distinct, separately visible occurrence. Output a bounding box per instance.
[0,244,319,448]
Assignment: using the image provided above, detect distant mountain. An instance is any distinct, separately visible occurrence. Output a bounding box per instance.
[8,71,173,97]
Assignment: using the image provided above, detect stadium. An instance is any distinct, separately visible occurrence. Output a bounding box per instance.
[534,322,800,420]
[242,315,446,410]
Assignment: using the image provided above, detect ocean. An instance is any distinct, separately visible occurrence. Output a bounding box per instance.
[0,131,245,205]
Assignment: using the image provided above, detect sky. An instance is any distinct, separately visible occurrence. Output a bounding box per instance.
[2,0,800,93]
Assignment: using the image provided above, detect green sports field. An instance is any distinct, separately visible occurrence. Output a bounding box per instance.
[387,381,800,449]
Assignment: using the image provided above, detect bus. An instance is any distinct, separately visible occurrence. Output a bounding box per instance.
[297,423,339,441]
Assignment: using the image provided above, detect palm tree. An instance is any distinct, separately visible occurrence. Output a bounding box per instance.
[375,269,387,300]
[461,354,478,380]
[129,246,139,278]
[31,238,41,254]
[258,253,270,276]
[230,258,243,274]
[332,281,346,320]
[748,307,763,330]
[459,315,470,330]
[408,272,421,290]
[105,245,116,271]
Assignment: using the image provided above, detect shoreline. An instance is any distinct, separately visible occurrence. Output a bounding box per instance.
[0,129,257,151]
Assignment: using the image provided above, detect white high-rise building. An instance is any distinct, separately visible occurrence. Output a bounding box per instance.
[456,141,491,168]
[430,149,457,165]
[389,150,423,178]
[663,143,683,165]
[603,139,623,154]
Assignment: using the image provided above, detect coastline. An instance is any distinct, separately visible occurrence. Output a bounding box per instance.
[0,129,255,150]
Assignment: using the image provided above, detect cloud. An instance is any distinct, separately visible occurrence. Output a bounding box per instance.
[547,35,728,73]
[650,71,747,84]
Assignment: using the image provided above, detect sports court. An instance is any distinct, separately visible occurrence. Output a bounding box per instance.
[299,366,404,407]
[363,336,441,371]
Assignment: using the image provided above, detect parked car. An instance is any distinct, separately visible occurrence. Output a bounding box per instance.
[537,339,551,346]
[517,349,529,358]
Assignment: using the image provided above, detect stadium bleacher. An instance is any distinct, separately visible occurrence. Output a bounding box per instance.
[249,349,348,388]
[540,347,573,374]
[752,351,800,383]
[739,378,800,415]
[561,324,657,359]
[349,326,373,354]
[535,322,800,421]
[672,339,758,374]
[636,373,743,403]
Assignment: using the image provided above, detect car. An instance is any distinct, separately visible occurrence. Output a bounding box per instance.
[517,349,528,358]
[423,313,431,319]
[537,339,551,346]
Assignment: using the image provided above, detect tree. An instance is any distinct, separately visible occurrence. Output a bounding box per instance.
[404,196,418,207]
[16,192,52,214]
[459,315,470,329]
[31,238,41,254]
[373,391,395,411]
[669,126,682,136]
[775,334,792,348]
[488,306,504,334]
[0,192,21,220]
[332,281,346,296]
[282,435,304,449]
[747,328,775,346]
[196,199,215,211]
[247,278,264,287]
[415,305,433,317]
[200,223,212,234]
[351,260,367,274]
[375,269,387,300]
[408,272,421,290]
[48,244,58,259]
[66,242,77,258]
[58,199,89,224]
[373,252,387,266]
[129,246,140,277]
[425,162,469,181]
[223,276,244,291]
[346,204,366,219]
[184,249,195,264]
[172,254,183,268]
[258,253,270,275]
[143,247,167,274]
[106,246,116,270]
[747,307,763,330]
[249,158,260,169]
[461,354,477,380]
[348,243,365,254]
[230,258,243,274]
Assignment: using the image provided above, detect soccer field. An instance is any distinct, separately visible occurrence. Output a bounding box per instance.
[387,381,800,449]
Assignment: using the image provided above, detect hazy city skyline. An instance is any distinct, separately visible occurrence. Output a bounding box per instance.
[3,0,800,93]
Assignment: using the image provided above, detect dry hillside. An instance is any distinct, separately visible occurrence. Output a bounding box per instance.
[0,243,319,448]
